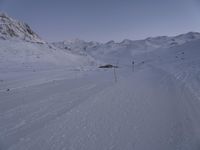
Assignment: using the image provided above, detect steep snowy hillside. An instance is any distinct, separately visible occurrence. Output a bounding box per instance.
[0,12,44,43]
[0,13,98,72]
[0,40,97,72]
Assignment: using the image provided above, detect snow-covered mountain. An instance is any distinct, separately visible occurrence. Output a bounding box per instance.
[0,12,45,43]
[53,32,200,63]
[1,12,200,71]
[0,13,98,71]
[52,39,100,56]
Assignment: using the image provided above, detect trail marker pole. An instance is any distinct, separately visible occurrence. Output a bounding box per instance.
[132,60,134,72]
[114,67,117,83]
[113,60,119,83]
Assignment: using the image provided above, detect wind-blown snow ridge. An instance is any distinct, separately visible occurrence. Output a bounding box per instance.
[0,12,45,43]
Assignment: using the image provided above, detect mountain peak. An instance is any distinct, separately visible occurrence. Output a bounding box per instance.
[0,12,45,43]
[0,12,9,18]
[175,32,200,39]
[63,39,86,45]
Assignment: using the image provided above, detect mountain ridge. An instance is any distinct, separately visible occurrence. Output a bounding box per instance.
[0,12,45,43]
[52,32,200,53]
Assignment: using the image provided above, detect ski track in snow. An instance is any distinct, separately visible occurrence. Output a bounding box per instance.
[0,63,200,150]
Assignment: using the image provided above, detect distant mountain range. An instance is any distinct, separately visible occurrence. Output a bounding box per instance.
[52,32,200,64]
[1,12,200,69]
[53,32,200,55]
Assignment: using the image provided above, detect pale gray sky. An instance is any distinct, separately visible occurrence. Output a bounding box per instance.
[1,0,200,42]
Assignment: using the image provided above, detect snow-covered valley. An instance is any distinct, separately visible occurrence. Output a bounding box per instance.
[1,13,200,150]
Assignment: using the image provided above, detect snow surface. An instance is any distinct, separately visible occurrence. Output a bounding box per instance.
[1,12,200,150]
[1,38,200,149]
[0,39,98,71]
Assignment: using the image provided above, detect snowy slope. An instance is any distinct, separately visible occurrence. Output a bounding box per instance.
[0,13,98,72]
[133,39,200,104]
[0,40,98,72]
[1,36,200,150]
[1,12,200,150]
